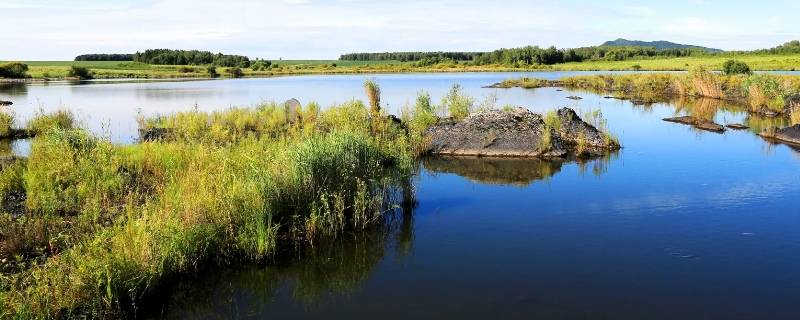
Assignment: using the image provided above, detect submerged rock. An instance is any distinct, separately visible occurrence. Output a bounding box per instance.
[425,107,620,158]
[663,116,725,133]
[0,101,11,106]
[760,124,800,145]
[726,123,749,130]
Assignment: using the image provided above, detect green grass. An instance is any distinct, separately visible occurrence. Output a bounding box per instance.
[499,71,800,115]
[548,54,800,71]
[5,54,800,81]
[0,97,417,318]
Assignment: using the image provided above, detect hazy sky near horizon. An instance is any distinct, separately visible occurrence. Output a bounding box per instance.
[2,0,799,60]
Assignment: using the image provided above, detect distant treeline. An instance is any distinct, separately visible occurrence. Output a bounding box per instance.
[74,54,134,61]
[341,46,708,65]
[751,40,800,55]
[340,41,800,66]
[472,46,707,65]
[133,49,251,67]
[339,52,482,62]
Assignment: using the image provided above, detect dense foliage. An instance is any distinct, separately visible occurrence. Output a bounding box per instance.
[339,52,481,62]
[133,49,251,67]
[74,54,134,61]
[722,60,752,75]
[67,66,93,79]
[0,62,29,79]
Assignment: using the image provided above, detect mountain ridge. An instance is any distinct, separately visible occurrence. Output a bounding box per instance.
[601,38,722,52]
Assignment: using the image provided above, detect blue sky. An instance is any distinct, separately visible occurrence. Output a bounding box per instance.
[2,0,799,60]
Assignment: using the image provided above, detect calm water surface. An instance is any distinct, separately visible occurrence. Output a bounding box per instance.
[5,73,800,319]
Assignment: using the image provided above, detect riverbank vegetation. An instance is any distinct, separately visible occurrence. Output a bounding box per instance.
[2,79,536,318]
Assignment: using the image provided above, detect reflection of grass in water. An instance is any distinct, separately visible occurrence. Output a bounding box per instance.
[576,152,618,178]
[746,115,792,134]
[154,216,413,317]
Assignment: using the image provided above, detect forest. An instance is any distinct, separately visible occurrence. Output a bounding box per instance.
[132,49,251,67]
[74,54,135,61]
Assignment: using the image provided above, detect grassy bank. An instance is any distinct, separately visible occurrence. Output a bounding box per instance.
[0,95,423,318]
[4,54,800,81]
[0,79,531,318]
[500,69,800,117]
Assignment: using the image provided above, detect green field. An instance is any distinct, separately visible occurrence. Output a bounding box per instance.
[3,54,800,81]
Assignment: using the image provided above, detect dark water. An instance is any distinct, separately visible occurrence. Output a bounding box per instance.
[5,73,800,319]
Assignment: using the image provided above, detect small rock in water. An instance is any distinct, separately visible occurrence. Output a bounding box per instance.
[663,116,725,133]
[566,96,583,100]
[0,100,12,106]
[726,123,749,130]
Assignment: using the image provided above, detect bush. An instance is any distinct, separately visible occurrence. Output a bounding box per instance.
[227,67,244,78]
[250,60,272,71]
[67,66,94,79]
[0,62,29,79]
[723,60,752,75]
[207,65,219,78]
[177,66,194,73]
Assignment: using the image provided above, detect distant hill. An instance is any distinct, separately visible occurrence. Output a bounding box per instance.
[600,38,722,52]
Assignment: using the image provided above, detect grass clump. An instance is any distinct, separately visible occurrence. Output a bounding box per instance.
[363,78,381,115]
[743,74,788,113]
[26,110,76,135]
[442,84,474,120]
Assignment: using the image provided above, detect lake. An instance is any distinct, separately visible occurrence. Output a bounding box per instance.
[4,72,800,319]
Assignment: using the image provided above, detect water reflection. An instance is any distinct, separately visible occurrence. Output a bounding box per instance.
[0,83,27,97]
[422,154,616,186]
[155,217,413,319]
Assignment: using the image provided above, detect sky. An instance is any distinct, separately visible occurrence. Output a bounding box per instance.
[1,0,799,60]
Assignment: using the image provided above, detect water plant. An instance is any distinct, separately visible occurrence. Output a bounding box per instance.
[441,84,474,120]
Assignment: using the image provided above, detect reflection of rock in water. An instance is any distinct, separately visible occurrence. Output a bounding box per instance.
[422,156,564,186]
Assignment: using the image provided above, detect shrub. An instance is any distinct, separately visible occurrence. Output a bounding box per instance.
[67,66,93,80]
[227,67,244,78]
[723,60,752,75]
[0,62,29,79]
[207,65,219,78]
[177,66,194,73]
[250,60,272,71]
[441,84,474,120]
[632,64,642,71]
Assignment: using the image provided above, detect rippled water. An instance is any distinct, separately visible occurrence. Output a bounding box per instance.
[4,73,800,319]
